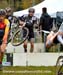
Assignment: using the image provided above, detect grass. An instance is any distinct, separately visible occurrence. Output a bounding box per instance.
[0,66,56,75]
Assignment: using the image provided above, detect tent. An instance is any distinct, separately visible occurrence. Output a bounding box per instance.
[13,0,63,18]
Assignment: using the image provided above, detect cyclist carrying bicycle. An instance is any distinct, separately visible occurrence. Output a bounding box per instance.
[19,8,38,53]
[0,9,10,70]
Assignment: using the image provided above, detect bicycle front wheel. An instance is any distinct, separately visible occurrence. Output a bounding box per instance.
[56,56,63,75]
[11,27,29,46]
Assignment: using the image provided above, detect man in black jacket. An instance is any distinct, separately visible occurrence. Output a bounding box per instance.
[39,7,52,31]
[39,7,53,52]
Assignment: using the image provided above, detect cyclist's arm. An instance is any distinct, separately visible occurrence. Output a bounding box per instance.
[57,22,63,45]
[19,16,25,27]
[4,24,9,37]
[3,20,10,43]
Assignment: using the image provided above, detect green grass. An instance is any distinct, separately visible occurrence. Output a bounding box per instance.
[0,66,56,75]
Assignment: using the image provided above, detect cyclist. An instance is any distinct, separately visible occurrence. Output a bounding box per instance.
[46,22,63,48]
[5,7,12,20]
[0,9,10,70]
[5,7,15,42]
[5,7,13,29]
[19,8,38,53]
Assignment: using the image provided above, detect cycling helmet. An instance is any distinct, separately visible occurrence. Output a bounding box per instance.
[0,9,6,16]
[5,7,12,12]
[28,8,35,13]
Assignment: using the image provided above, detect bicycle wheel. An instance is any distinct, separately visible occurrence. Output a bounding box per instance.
[11,27,29,46]
[7,16,19,44]
[56,56,63,75]
[11,16,19,31]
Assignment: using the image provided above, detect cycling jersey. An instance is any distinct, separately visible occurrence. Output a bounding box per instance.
[3,19,10,33]
[6,15,12,29]
[0,22,6,29]
[19,14,38,40]
[19,14,37,31]
[0,19,9,31]
[0,19,10,45]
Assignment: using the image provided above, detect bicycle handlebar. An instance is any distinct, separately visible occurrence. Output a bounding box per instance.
[34,30,50,34]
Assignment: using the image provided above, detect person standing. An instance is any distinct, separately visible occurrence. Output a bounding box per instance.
[39,7,53,52]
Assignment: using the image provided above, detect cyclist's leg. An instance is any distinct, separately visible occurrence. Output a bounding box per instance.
[0,46,2,70]
[46,31,58,48]
[23,40,28,52]
[30,38,34,53]
[23,29,28,52]
[0,44,6,62]
[0,41,7,70]
[29,31,34,53]
[46,31,54,48]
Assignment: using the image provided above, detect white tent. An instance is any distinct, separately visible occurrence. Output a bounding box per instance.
[13,0,63,18]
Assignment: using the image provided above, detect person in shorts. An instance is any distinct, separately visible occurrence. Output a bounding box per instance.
[19,8,38,53]
[0,9,10,70]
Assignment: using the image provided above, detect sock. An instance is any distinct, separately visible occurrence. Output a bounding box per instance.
[24,48,27,52]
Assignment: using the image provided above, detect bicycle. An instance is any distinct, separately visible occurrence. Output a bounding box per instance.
[12,25,29,46]
[8,16,19,43]
[56,55,63,75]
[8,16,29,46]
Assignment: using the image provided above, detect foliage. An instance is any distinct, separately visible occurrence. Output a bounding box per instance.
[0,0,44,11]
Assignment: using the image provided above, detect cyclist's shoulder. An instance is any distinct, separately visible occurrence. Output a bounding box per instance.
[20,14,29,19]
[23,14,28,17]
[32,16,37,20]
[4,19,10,25]
[19,14,28,21]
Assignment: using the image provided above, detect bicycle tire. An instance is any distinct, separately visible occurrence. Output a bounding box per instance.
[56,55,63,75]
[11,27,29,46]
[7,16,19,43]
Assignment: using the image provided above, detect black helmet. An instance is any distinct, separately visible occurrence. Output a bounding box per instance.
[28,8,35,13]
[0,9,6,16]
[5,7,11,12]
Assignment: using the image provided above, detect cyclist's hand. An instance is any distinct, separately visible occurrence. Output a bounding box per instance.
[1,43,7,52]
[19,20,25,27]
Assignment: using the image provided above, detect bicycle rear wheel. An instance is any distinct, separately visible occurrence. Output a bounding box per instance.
[11,27,29,46]
[56,56,63,75]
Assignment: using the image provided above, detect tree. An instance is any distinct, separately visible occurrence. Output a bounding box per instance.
[21,0,43,9]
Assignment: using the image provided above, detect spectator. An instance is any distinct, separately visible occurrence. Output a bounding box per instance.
[39,7,53,52]
[39,7,52,31]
